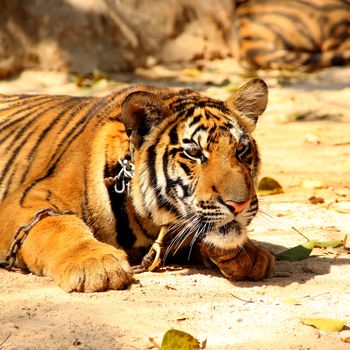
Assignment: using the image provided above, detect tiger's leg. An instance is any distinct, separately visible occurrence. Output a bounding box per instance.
[200,239,275,281]
[0,203,133,292]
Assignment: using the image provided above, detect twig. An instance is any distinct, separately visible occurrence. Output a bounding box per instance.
[0,332,11,347]
[333,141,350,146]
[291,226,310,241]
[230,293,255,304]
[303,292,330,300]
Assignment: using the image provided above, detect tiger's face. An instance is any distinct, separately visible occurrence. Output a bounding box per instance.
[120,79,268,251]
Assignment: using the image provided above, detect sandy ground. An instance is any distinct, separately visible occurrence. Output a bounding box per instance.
[0,60,350,350]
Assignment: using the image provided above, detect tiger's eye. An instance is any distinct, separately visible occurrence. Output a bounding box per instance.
[236,143,245,151]
[186,148,202,158]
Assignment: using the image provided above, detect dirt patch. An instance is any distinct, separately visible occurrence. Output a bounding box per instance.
[0,60,350,349]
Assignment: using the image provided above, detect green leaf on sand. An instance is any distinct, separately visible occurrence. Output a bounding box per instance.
[161,329,200,350]
[302,318,346,332]
[276,241,315,261]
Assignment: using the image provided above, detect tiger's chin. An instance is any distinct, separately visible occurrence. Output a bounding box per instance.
[201,220,248,250]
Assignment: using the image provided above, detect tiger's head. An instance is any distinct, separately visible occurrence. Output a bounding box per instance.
[120,79,268,251]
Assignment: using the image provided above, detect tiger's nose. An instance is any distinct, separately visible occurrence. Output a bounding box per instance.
[225,199,250,213]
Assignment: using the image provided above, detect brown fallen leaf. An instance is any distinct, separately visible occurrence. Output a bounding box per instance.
[308,195,325,204]
[165,285,177,290]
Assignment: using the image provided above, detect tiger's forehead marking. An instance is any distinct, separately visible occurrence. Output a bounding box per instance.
[181,106,243,148]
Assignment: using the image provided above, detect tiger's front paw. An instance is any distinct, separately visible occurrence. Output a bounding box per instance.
[203,240,275,281]
[52,243,133,292]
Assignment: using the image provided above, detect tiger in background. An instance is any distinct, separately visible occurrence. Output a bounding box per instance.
[0,79,274,292]
[234,0,350,70]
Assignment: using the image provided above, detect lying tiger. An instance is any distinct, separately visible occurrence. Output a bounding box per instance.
[234,0,350,70]
[0,79,274,292]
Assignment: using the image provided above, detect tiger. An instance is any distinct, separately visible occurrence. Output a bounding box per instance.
[234,0,350,71]
[0,78,274,292]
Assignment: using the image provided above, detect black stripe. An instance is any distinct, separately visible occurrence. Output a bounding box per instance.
[191,125,206,139]
[147,144,179,214]
[20,97,77,183]
[0,98,74,191]
[19,98,105,206]
[104,162,137,249]
[56,97,92,135]
[0,95,51,119]
[114,194,136,249]
[330,54,346,66]
[169,124,179,145]
[147,145,158,189]
[189,114,202,127]
[168,147,183,157]
[207,125,218,138]
[166,177,192,199]
[0,96,54,133]
[5,112,41,150]
[0,129,35,190]
[179,161,191,176]
[163,146,173,198]
[205,109,221,121]
[1,171,15,200]
[81,165,92,226]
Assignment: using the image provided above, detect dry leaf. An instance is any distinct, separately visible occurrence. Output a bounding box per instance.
[301,318,346,332]
[258,177,284,196]
[341,337,350,343]
[165,285,177,290]
[301,180,326,189]
[308,196,325,205]
[161,329,201,350]
[181,69,202,78]
[276,241,315,261]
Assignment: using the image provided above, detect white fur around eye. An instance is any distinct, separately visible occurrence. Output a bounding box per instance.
[175,184,184,199]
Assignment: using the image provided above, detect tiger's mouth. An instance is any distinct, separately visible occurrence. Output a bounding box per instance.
[217,219,242,236]
[170,198,258,250]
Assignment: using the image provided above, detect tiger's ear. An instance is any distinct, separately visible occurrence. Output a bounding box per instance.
[226,78,268,127]
[120,91,172,148]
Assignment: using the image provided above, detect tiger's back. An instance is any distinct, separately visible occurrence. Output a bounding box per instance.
[0,93,95,201]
